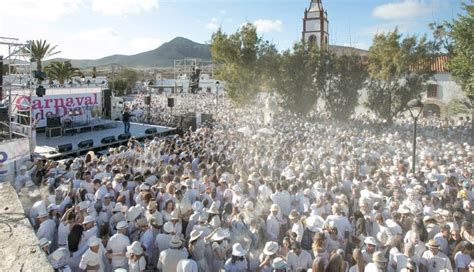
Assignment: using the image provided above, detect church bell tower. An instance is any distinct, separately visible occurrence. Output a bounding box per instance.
[302,0,329,50]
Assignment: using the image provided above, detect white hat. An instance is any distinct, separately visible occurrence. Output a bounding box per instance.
[49,248,69,269]
[211,228,230,241]
[127,241,144,255]
[263,241,279,256]
[139,183,150,190]
[232,243,247,257]
[169,235,183,248]
[88,236,101,247]
[127,205,142,222]
[270,204,279,212]
[170,210,180,220]
[364,236,378,246]
[192,201,204,212]
[373,251,387,263]
[163,222,174,233]
[77,201,90,211]
[206,203,220,214]
[20,165,27,170]
[306,217,321,232]
[116,221,128,230]
[272,257,287,269]
[37,210,48,218]
[82,215,96,225]
[38,237,51,248]
[47,204,58,212]
[190,230,204,242]
[113,203,124,212]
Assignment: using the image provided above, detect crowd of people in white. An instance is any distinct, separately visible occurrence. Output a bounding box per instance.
[14,92,473,272]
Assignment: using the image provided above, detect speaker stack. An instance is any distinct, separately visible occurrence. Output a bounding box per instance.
[47,115,61,128]
[144,96,151,105]
[167,97,175,108]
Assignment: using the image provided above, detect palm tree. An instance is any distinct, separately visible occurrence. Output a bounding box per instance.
[45,61,80,86]
[25,40,61,72]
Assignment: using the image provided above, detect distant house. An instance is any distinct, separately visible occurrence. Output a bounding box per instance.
[418,56,467,118]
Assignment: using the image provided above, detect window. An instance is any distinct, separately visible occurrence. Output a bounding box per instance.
[427,84,438,98]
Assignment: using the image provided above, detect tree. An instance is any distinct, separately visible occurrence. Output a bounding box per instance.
[25,40,61,72]
[117,68,139,95]
[210,24,276,105]
[109,79,128,96]
[315,52,367,120]
[365,29,433,123]
[45,60,80,86]
[273,42,320,114]
[448,1,474,108]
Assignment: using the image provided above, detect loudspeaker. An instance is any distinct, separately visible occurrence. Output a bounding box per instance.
[118,133,131,140]
[47,116,61,128]
[0,107,9,123]
[201,113,213,124]
[145,127,157,134]
[36,85,46,97]
[57,143,73,153]
[78,139,93,149]
[17,110,30,125]
[144,96,151,105]
[0,55,3,101]
[103,89,112,119]
[167,97,175,108]
[101,136,115,144]
[181,116,197,131]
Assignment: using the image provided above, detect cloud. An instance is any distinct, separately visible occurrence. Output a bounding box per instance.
[373,0,434,20]
[130,37,164,53]
[252,19,283,33]
[59,27,163,59]
[361,21,417,37]
[205,18,220,31]
[1,0,83,22]
[91,0,158,16]
[219,9,227,14]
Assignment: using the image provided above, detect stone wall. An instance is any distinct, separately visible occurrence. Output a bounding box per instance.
[0,182,53,272]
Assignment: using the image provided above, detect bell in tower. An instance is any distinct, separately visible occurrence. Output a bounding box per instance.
[302,0,329,50]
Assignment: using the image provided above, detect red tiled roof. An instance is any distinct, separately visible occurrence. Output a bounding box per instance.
[411,55,449,73]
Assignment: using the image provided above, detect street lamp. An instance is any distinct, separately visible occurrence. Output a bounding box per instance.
[215,81,220,116]
[407,99,424,174]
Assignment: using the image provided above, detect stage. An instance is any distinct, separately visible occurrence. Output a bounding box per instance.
[35,121,176,160]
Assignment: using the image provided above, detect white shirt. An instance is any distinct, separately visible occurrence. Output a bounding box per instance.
[176,259,198,272]
[79,248,104,272]
[266,214,281,241]
[433,233,449,256]
[106,233,130,268]
[157,248,188,272]
[291,221,304,243]
[37,219,57,243]
[286,250,313,271]
[271,191,292,216]
[454,251,471,271]
[420,250,453,272]
[128,256,146,272]
[57,222,70,246]
[155,233,172,253]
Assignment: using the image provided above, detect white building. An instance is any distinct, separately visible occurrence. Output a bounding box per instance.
[420,56,467,118]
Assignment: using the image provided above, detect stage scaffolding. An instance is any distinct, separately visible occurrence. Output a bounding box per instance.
[0,37,33,141]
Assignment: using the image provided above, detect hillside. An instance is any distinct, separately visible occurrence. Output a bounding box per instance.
[46,37,211,68]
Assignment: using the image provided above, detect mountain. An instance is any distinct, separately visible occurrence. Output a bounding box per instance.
[46,37,211,68]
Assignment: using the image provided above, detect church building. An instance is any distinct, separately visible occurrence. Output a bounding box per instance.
[302,0,329,49]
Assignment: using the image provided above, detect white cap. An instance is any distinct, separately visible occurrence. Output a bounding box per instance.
[116,221,128,230]
[88,236,101,247]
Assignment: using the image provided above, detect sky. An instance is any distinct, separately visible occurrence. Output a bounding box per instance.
[0,0,464,60]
